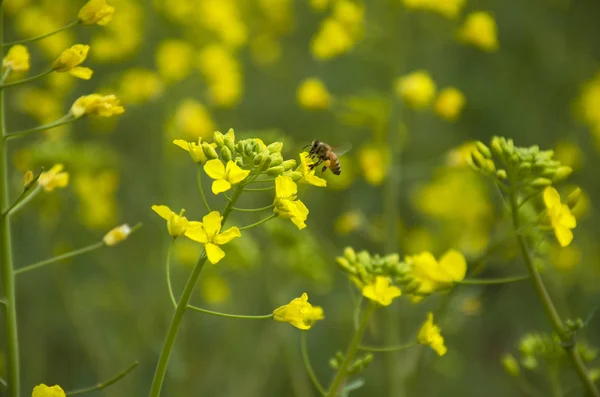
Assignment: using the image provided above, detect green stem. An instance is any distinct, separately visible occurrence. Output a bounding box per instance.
[0,69,53,89]
[243,186,274,192]
[187,305,274,320]
[165,239,177,308]
[358,343,416,353]
[246,178,275,184]
[455,275,530,285]
[2,185,41,217]
[66,361,139,396]
[326,303,375,397]
[232,203,274,212]
[196,165,211,212]
[149,185,244,397]
[0,376,6,388]
[3,20,79,47]
[14,241,104,275]
[509,191,600,397]
[6,114,78,140]
[238,214,277,230]
[301,331,326,396]
[0,3,21,394]
[1,67,10,84]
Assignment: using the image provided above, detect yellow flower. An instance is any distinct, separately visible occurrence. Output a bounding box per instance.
[78,0,114,26]
[173,138,211,164]
[171,99,214,140]
[297,78,331,110]
[185,211,241,264]
[543,187,576,247]
[3,44,30,72]
[501,354,521,377]
[405,249,467,296]
[273,293,324,330]
[299,152,327,187]
[361,276,401,306]
[402,0,466,19]
[155,40,194,82]
[70,94,125,117]
[152,205,200,237]
[32,384,66,397]
[273,175,309,230]
[417,312,447,356]
[203,159,250,194]
[358,144,390,186]
[102,224,132,246]
[334,210,362,235]
[52,44,93,79]
[457,11,499,52]
[435,87,465,122]
[311,18,353,60]
[38,164,69,192]
[119,68,164,105]
[197,44,243,107]
[394,70,437,109]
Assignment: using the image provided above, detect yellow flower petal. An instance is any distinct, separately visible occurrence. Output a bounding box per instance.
[68,66,93,80]
[417,312,447,356]
[212,179,231,194]
[225,161,251,185]
[151,205,172,221]
[275,175,298,199]
[438,249,466,282]
[185,225,208,244]
[32,384,66,397]
[361,276,401,306]
[543,187,561,208]
[204,159,226,179]
[273,293,324,330]
[173,139,189,151]
[202,211,223,240]
[205,242,225,264]
[214,226,241,245]
[556,226,574,247]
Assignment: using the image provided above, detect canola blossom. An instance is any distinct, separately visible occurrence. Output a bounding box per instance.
[418,312,447,356]
[52,44,93,80]
[273,175,309,230]
[361,276,402,306]
[185,211,241,264]
[273,293,324,330]
[78,0,115,25]
[38,164,69,192]
[405,249,467,297]
[3,45,30,72]
[70,94,125,117]
[204,159,251,194]
[152,205,200,237]
[299,152,327,187]
[32,384,66,397]
[543,187,576,247]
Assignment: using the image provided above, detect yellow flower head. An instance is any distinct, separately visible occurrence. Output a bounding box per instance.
[38,164,69,192]
[543,187,576,247]
[297,78,331,110]
[171,98,214,140]
[457,11,499,52]
[78,0,115,26]
[32,384,66,397]
[173,138,210,164]
[152,205,200,237]
[3,44,30,72]
[299,152,327,187]
[395,70,437,109]
[402,0,466,19]
[119,68,164,105]
[156,40,194,82]
[417,312,447,356]
[311,18,354,60]
[70,94,125,117]
[435,87,466,122]
[273,292,324,330]
[52,44,93,79]
[185,211,241,264]
[361,276,401,306]
[358,144,390,186]
[405,249,466,297]
[273,175,309,230]
[103,224,132,246]
[203,159,250,194]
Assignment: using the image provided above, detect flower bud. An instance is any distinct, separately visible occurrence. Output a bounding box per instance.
[267,141,283,154]
[403,279,422,294]
[469,151,485,170]
[552,166,573,182]
[237,141,245,154]
[484,159,496,173]
[501,354,520,377]
[266,166,285,176]
[221,146,232,162]
[269,152,283,167]
[496,169,507,180]
[490,136,504,159]
[224,136,236,153]
[518,162,531,176]
[23,170,34,188]
[253,153,264,166]
[281,159,297,171]
[259,154,273,171]
[344,246,357,262]
[567,187,581,210]
[476,141,492,159]
[530,177,552,188]
[103,224,132,246]
[202,142,219,160]
[286,171,302,181]
[213,130,225,147]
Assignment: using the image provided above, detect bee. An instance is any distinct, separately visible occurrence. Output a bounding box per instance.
[304,140,351,175]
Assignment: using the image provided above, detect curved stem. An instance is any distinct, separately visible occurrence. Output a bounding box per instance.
[196,165,211,212]
[3,20,79,47]
[301,331,326,396]
[509,190,600,397]
[246,178,275,184]
[243,186,275,192]
[326,302,376,397]
[14,241,104,275]
[66,361,139,396]
[187,305,274,320]
[2,185,41,217]
[0,69,53,89]
[232,203,274,212]
[165,239,177,308]
[455,275,530,285]
[6,114,78,140]
[358,343,416,353]
[238,214,277,231]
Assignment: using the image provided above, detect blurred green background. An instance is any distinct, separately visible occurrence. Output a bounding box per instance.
[2,0,600,396]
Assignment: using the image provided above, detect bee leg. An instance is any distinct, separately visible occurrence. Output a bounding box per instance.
[321,165,328,173]
[309,159,322,170]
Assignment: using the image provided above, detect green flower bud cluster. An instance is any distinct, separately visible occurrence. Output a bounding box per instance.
[336,247,403,286]
[471,137,573,189]
[329,352,373,376]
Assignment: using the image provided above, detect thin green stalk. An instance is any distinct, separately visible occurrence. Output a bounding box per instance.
[326,303,376,397]
[3,20,79,47]
[0,69,53,89]
[165,238,177,308]
[0,376,6,388]
[509,191,600,397]
[0,3,21,394]
[358,343,416,353]
[66,361,139,396]
[14,241,104,275]
[196,165,211,212]
[187,305,274,320]
[238,214,277,230]
[232,203,274,212]
[1,67,10,84]
[2,185,41,217]
[246,177,275,184]
[455,275,530,285]
[301,332,326,396]
[149,185,244,397]
[6,114,78,140]
[243,186,274,192]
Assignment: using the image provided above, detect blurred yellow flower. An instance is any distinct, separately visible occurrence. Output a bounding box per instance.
[250,34,282,66]
[402,0,466,19]
[457,11,499,52]
[171,99,214,140]
[501,354,520,377]
[52,44,93,79]
[435,87,465,122]
[198,44,243,107]
[3,45,30,72]
[554,141,583,171]
[395,70,437,109]
[204,159,251,194]
[18,88,62,125]
[334,210,362,235]
[311,18,353,60]
[152,205,200,237]
[417,312,447,356]
[32,384,65,397]
[299,152,327,187]
[173,138,211,164]
[70,94,125,117]
[333,0,364,31]
[155,40,194,83]
[309,0,331,11]
[90,0,142,63]
[78,0,115,26]
[297,78,331,110]
[119,68,163,105]
[405,249,467,296]
[75,170,119,229]
[575,72,600,139]
[543,187,576,247]
[38,164,69,192]
[185,211,241,264]
[358,144,389,186]
[273,175,309,230]
[200,0,247,48]
[445,141,478,167]
[103,224,132,246]
[16,8,73,57]
[273,293,324,330]
[361,276,401,306]
[551,244,581,271]
[200,273,231,304]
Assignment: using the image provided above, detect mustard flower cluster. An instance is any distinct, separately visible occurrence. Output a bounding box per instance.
[311,0,364,60]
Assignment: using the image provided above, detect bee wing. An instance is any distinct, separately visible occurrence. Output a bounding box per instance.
[331,142,352,157]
